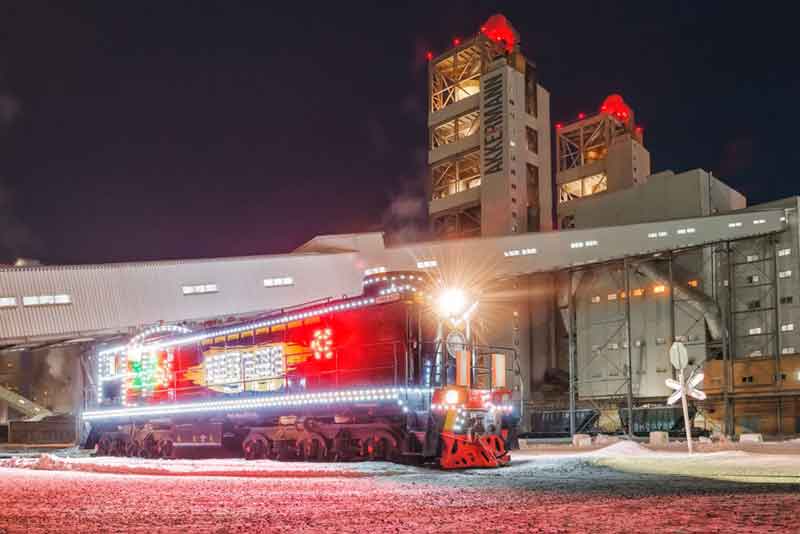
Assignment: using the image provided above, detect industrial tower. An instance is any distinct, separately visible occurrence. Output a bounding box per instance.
[555,94,651,229]
[427,14,553,238]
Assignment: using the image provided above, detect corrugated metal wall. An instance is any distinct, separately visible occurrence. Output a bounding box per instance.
[0,252,363,341]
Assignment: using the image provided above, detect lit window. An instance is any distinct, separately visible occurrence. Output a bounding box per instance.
[648,231,668,238]
[779,270,793,279]
[264,277,294,288]
[607,293,617,301]
[182,284,218,295]
[22,294,71,306]
[416,260,438,269]
[430,110,480,149]
[521,247,537,255]
[782,347,796,355]
[558,173,608,203]
[584,240,598,247]
[430,150,481,199]
[632,288,645,297]
[778,248,791,257]
[591,296,601,303]
[364,266,387,276]
[0,297,17,308]
[652,285,667,294]
[570,242,584,249]
[753,219,766,225]
[687,279,699,288]
[728,221,743,228]
[781,323,795,332]
[749,327,762,335]
[504,249,521,257]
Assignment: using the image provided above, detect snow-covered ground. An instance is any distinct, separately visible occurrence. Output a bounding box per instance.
[1,442,798,533]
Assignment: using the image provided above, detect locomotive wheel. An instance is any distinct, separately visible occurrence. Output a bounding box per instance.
[95,436,113,456]
[373,437,391,461]
[111,438,128,456]
[299,438,327,462]
[243,437,268,460]
[139,437,158,459]
[309,438,327,461]
[333,430,355,462]
[363,437,390,461]
[157,439,174,459]
[125,440,141,457]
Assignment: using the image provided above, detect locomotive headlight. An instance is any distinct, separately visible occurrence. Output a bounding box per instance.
[436,288,468,319]
[436,288,478,325]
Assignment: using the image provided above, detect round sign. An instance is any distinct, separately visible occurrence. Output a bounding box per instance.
[669,341,689,370]
[446,331,467,357]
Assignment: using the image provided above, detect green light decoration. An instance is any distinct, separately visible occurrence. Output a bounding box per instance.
[128,352,167,393]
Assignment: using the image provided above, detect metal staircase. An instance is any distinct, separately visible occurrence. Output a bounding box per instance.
[0,384,52,421]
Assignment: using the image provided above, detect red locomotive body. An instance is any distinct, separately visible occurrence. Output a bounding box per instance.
[87,273,518,468]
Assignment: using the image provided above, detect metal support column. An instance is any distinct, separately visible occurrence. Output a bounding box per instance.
[773,238,783,436]
[668,254,676,345]
[772,238,782,390]
[725,242,736,436]
[567,270,577,436]
[624,259,634,438]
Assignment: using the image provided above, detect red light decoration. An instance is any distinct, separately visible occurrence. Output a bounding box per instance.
[555,122,563,130]
[311,328,333,360]
[480,14,516,51]
[426,51,434,61]
[599,94,633,124]
[578,112,586,120]
[452,37,461,46]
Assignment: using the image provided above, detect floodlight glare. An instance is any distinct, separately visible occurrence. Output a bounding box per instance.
[436,288,468,319]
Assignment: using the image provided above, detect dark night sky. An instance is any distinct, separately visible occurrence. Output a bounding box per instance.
[0,2,797,265]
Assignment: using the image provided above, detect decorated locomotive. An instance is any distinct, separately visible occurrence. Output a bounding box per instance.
[85,272,518,468]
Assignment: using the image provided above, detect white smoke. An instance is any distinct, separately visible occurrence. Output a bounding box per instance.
[45,351,67,382]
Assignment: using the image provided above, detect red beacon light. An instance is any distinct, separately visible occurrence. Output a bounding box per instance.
[425,51,434,61]
[452,37,461,46]
[480,14,516,51]
[599,94,633,124]
[555,122,563,130]
[578,112,586,120]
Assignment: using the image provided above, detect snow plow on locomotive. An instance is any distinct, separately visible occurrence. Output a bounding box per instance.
[84,272,519,469]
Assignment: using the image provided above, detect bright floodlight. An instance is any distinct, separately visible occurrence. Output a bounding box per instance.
[436,288,468,319]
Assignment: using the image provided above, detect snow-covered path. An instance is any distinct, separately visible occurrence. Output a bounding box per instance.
[1,443,798,533]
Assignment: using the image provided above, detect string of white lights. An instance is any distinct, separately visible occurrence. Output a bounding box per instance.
[83,386,431,421]
[98,297,380,357]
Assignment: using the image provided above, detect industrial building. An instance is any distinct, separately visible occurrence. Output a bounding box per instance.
[427,14,552,238]
[0,14,798,441]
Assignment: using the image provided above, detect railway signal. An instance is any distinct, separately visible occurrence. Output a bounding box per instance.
[666,342,705,453]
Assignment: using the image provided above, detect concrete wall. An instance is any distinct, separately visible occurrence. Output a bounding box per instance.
[559,168,745,230]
